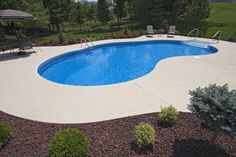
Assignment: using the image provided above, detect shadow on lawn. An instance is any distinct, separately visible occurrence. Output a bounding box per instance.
[172,138,230,157]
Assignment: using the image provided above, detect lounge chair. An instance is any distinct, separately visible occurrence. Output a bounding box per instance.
[18,39,39,55]
[167,26,176,38]
[146,25,155,37]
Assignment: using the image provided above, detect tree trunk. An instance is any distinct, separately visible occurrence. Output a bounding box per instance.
[56,24,60,33]
[118,17,121,29]
[131,19,134,33]
[72,23,75,33]
[51,24,55,32]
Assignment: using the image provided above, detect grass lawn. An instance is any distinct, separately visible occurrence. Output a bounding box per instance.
[37,21,143,45]
[207,2,236,40]
[36,2,236,44]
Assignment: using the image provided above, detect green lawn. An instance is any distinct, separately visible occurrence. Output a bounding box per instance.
[206,2,236,40]
[37,2,236,44]
[37,20,144,45]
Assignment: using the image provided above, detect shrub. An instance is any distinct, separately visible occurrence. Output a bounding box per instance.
[0,122,12,149]
[134,122,156,148]
[159,105,179,125]
[49,128,90,157]
[188,84,236,138]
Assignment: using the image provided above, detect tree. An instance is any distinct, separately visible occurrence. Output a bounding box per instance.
[97,0,111,25]
[188,84,236,141]
[162,0,188,24]
[134,0,163,27]
[0,0,17,9]
[42,0,72,32]
[17,0,49,28]
[70,2,85,31]
[114,0,127,28]
[87,3,97,27]
[127,0,136,32]
[185,0,210,26]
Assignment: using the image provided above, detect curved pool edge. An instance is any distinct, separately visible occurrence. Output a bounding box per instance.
[37,40,218,87]
[1,35,236,124]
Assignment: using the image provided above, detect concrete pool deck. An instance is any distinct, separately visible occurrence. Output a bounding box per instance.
[0,35,236,123]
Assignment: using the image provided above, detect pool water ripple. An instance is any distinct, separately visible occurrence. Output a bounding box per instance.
[38,40,218,86]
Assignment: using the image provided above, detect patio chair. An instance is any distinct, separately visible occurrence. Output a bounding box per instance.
[146,25,155,37]
[18,40,39,55]
[167,26,176,38]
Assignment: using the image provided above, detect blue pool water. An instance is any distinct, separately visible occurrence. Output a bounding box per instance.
[38,40,218,86]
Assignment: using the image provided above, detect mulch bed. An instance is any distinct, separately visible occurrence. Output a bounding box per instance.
[0,111,235,157]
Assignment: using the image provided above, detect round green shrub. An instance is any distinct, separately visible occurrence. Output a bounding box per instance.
[159,105,179,125]
[0,122,12,149]
[134,122,156,148]
[49,128,90,157]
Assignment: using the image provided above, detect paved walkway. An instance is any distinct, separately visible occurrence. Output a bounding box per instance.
[0,36,236,123]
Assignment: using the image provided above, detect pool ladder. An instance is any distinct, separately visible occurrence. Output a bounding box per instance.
[187,29,199,39]
[212,30,222,43]
[81,38,94,48]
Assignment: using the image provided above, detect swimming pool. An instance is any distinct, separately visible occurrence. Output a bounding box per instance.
[38,40,218,86]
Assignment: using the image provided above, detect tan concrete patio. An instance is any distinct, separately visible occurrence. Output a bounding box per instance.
[0,35,236,123]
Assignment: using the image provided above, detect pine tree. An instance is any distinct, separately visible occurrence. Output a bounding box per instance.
[188,84,236,140]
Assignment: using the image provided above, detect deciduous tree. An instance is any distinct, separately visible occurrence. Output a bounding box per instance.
[97,0,111,25]
[114,0,127,28]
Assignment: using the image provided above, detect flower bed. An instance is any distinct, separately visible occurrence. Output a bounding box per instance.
[0,111,235,157]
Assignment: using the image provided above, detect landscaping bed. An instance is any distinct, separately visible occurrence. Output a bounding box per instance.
[0,111,235,157]
[38,34,140,46]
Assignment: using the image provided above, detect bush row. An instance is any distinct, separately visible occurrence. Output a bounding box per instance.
[39,34,140,46]
[0,105,178,156]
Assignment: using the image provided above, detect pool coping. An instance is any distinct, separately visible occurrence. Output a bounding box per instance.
[37,40,218,86]
[0,35,236,123]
